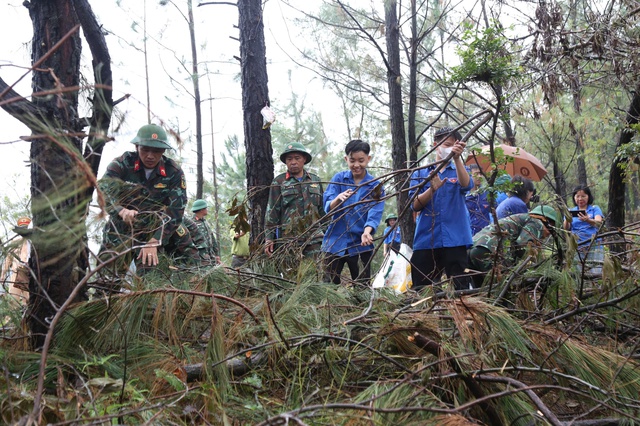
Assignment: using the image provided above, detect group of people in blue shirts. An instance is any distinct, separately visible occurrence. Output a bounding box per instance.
[320,128,605,290]
[321,129,476,289]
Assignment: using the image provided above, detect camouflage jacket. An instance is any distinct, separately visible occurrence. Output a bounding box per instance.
[472,213,546,266]
[99,151,187,244]
[265,170,325,243]
[184,215,220,258]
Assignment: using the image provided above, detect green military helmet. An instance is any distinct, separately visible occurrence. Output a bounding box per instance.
[130,124,172,150]
[529,205,560,228]
[191,199,208,212]
[385,213,398,225]
[279,142,312,164]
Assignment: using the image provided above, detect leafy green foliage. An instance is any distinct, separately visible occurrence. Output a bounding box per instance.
[449,22,522,87]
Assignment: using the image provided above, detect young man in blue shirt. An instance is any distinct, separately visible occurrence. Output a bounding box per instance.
[409,127,475,290]
[322,140,385,284]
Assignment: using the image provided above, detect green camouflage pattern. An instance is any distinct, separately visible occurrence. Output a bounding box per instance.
[164,222,201,265]
[184,215,220,262]
[470,213,546,271]
[99,151,200,267]
[265,170,325,253]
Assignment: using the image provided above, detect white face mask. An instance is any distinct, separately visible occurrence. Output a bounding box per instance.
[438,146,453,159]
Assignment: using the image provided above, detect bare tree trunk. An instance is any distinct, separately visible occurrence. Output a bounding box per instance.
[385,0,413,248]
[550,145,566,200]
[607,87,640,253]
[75,0,113,188]
[187,0,204,198]
[571,121,588,189]
[0,0,110,348]
[407,0,418,165]
[24,0,89,348]
[238,0,273,244]
[568,0,588,189]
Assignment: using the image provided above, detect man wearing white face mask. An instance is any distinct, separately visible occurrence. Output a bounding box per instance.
[409,127,475,291]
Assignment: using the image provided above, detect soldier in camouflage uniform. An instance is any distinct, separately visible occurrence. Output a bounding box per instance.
[468,204,560,287]
[184,199,220,265]
[99,124,200,275]
[264,142,325,264]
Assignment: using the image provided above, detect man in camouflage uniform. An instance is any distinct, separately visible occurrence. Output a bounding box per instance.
[184,199,220,265]
[264,142,325,263]
[468,204,560,287]
[99,124,200,275]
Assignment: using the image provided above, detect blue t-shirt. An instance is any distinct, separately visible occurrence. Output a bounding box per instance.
[322,170,385,256]
[465,191,491,235]
[409,162,473,250]
[383,226,402,245]
[496,196,528,219]
[571,204,603,244]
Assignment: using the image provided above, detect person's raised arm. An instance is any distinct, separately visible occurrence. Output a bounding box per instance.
[452,141,470,188]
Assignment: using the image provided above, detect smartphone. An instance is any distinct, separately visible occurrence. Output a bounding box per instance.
[570,210,586,217]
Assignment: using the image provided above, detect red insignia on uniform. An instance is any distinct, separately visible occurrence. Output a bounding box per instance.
[449,178,458,183]
[134,160,140,171]
[159,165,166,176]
[285,172,291,179]
[152,133,158,139]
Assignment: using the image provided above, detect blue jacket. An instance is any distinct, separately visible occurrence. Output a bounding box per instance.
[383,226,402,245]
[466,191,491,235]
[410,162,473,250]
[496,196,528,219]
[322,170,385,255]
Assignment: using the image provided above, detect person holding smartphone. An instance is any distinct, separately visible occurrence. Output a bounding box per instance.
[565,185,604,273]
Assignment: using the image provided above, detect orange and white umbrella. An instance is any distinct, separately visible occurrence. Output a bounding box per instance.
[466,144,547,182]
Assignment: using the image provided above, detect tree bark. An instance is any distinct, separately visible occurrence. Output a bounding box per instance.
[74,0,113,192]
[606,86,640,253]
[238,0,273,244]
[0,0,110,348]
[24,0,89,348]
[188,0,204,199]
[385,0,413,248]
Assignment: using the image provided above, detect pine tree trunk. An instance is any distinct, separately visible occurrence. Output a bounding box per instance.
[25,0,89,348]
[238,0,273,244]
[385,0,414,247]
[607,87,640,253]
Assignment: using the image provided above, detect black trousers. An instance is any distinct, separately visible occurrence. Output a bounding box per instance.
[324,251,374,284]
[410,246,474,290]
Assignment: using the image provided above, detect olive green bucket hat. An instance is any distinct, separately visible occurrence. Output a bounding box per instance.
[279,142,312,164]
[131,124,173,150]
[385,213,398,225]
[191,199,208,212]
[529,205,560,228]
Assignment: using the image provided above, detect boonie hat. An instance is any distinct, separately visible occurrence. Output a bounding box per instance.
[280,142,312,164]
[191,199,208,212]
[385,213,398,225]
[131,124,172,150]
